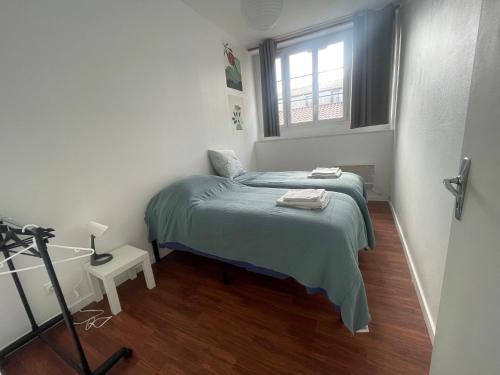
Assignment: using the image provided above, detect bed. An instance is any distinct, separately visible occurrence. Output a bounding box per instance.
[145,175,372,333]
[206,150,374,249]
[235,171,375,248]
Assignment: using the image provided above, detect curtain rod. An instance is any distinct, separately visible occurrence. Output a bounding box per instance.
[247,15,352,52]
[247,2,401,52]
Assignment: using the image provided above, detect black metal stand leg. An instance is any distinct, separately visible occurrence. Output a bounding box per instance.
[152,240,160,263]
[1,249,38,331]
[93,347,133,375]
[221,263,230,285]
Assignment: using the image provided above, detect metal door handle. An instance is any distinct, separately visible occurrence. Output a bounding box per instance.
[443,157,471,220]
[443,176,463,198]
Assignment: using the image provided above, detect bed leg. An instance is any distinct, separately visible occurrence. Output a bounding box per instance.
[221,263,230,285]
[152,240,160,263]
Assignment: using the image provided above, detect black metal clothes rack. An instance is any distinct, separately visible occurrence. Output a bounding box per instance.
[0,221,132,374]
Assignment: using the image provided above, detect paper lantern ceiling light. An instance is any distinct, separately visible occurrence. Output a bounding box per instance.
[240,0,284,31]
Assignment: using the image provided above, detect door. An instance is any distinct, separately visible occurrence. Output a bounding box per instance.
[430,1,500,374]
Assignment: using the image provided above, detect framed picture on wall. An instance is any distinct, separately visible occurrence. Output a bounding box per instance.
[228,95,244,131]
[224,43,243,92]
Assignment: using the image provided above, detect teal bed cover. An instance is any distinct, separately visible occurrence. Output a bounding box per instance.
[235,171,375,248]
[145,175,371,333]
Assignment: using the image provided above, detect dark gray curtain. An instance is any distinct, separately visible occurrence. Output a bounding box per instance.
[351,4,395,128]
[259,39,280,137]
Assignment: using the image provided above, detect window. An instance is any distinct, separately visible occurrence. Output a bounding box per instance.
[275,31,352,128]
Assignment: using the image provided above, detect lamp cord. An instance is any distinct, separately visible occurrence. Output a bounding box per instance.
[71,270,112,330]
[73,309,112,330]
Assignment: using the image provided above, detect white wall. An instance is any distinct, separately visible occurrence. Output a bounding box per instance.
[391,0,482,337]
[255,129,394,198]
[0,0,258,349]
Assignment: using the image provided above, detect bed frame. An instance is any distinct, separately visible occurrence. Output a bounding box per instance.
[152,239,230,284]
[151,239,344,324]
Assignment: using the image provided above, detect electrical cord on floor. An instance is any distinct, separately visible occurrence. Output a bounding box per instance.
[70,270,113,330]
[73,309,112,330]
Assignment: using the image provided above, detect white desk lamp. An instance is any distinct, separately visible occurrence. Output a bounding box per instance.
[88,221,113,266]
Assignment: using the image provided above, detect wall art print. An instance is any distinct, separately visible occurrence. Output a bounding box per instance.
[228,95,244,131]
[224,43,243,91]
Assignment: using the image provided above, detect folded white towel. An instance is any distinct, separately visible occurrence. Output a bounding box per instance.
[311,167,341,175]
[282,189,326,202]
[277,192,330,210]
[308,169,342,179]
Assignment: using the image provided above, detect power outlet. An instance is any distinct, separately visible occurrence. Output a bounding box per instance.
[44,282,54,295]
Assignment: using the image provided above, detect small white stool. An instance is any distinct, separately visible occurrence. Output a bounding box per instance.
[85,245,156,315]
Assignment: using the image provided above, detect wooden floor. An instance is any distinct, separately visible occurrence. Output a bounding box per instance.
[3,202,432,374]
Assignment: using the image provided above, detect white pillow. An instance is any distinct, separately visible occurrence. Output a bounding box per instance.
[208,150,246,179]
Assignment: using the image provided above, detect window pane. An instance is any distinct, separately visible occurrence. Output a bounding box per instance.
[278,99,284,126]
[290,75,313,124]
[318,42,343,72]
[318,69,344,119]
[275,57,282,81]
[318,42,344,120]
[289,51,312,78]
[288,50,313,124]
[276,80,283,99]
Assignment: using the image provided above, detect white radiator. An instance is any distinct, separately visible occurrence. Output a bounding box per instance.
[338,164,380,200]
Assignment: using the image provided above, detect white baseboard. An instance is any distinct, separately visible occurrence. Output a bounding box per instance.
[366,186,389,202]
[68,292,96,314]
[367,194,389,202]
[389,202,436,344]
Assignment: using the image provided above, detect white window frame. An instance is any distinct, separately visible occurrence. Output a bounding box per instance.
[276,29,353,130]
